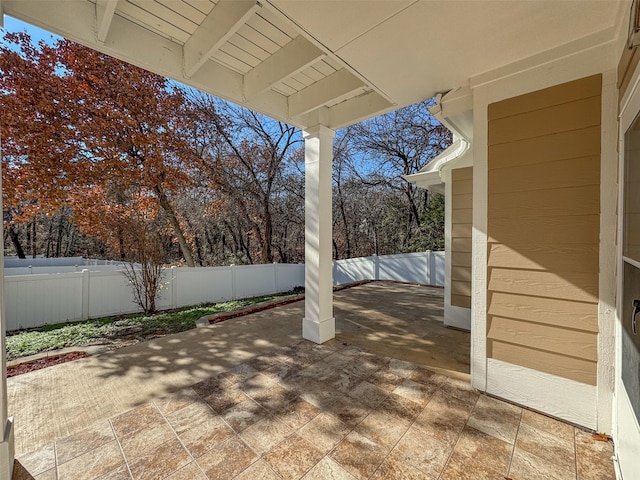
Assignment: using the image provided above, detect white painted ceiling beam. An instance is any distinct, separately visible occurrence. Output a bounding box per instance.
[328,91,394,129]
[95,0,118,44]
[288,68,365,118]
[183,0,259,78]
[244,35,325,100]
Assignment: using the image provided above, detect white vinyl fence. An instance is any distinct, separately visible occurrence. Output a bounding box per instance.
[4,251,444,331]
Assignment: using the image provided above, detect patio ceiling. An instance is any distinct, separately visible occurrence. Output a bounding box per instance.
[0,0,628,130]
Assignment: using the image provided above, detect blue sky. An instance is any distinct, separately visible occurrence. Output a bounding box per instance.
[2,15,60,45]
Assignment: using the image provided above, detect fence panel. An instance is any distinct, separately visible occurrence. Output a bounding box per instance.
[275,264,304,292]
[174,266,233,307]
[88,271,141,318]
[234,265,277,299]
[378,252,430,284]
[5,273,83,330]
[333,257,375,285]
[4,252,444,331]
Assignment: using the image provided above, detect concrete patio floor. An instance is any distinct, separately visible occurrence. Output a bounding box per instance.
[7,282,615,479]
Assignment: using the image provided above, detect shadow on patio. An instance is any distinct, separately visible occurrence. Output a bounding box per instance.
[8,281,614,479]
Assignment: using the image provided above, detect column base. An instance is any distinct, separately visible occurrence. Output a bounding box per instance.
[302,316,335,344]
[0,418,14,480]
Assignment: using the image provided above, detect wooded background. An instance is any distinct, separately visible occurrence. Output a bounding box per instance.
[0,33,450,267]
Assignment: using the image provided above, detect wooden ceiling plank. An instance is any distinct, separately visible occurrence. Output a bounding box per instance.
[243,35,325,100]
[96,0,119,43]
[183,0,215,16]
[219,42,260,68]
[127,0,195,33]
[313,60,337,76]
[257,6,298,38]
[246,13,290,47]
[227,33,270,61]
[237,24,280,54]
[183,0,258,78]
[156,0,206,25]
[117,1,190,43]
[289,68,366,117]
[212,49,252,74]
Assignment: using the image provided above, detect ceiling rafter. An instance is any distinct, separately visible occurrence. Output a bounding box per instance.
[288,68,365,118]
[183,0,259,78]
[328,91,394,130]
[243,35,325,100]
[95,0,118,44]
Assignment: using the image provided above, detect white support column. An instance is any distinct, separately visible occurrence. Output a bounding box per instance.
[303,124,335,344]
[0,139,15,480]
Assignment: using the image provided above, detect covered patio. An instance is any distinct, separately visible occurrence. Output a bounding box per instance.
[1,0,637,478]
[9,282,613,479]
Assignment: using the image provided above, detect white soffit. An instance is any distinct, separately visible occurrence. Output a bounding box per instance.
[272,0,625,108]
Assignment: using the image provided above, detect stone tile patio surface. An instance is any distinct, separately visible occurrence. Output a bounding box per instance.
[7,282,615,479]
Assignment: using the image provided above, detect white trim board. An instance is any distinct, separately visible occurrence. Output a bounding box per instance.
[486,359,597,429]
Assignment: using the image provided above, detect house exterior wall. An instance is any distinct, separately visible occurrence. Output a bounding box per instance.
[485,75,602,386]
[451,167,473,309]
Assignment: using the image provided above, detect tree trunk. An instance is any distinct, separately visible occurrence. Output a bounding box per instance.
[31,220,37,258]
[8,225,26,259]
[154,184,196,267]
[261,200,273,263]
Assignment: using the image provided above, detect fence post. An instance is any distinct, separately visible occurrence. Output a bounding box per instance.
[273,262,278,293]
[81,269,90,320]
[231,264,237,300]
[170,266,178,308]
[424,251,432,285]
[373,254,380,280]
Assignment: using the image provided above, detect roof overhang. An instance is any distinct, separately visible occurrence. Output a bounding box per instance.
[0,1,630,130]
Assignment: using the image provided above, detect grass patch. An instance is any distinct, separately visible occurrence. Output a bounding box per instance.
[6,295,286,360]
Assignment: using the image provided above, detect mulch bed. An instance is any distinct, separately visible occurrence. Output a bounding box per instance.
[209,296,304,324]
[7,352,90,378]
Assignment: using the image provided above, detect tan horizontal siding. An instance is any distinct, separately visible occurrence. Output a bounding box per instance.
[488,268,599,303]
[452,238,472,253]
[488,316,597,361]
[451,167,473,309]
[488,126,601,170]
[489,75,602,121]
[488,96,601,146]
[488,243,599,273]
[489,186,600,218]
[452,251,472,268]
[488,156,600,194]
[452,265,472,282]
[451,294,471,309]
[452,193,473,209]
[452,281,472,297]
[486,75,601,386]
[488,215,599,245]
[488,340,597,385]
[488,292,598,332]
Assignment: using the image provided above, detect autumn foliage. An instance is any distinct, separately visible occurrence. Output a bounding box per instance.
[1,33,449,266]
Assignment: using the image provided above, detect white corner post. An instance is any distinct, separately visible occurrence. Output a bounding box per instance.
[0,138,15,480]
[303,124,335,344]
